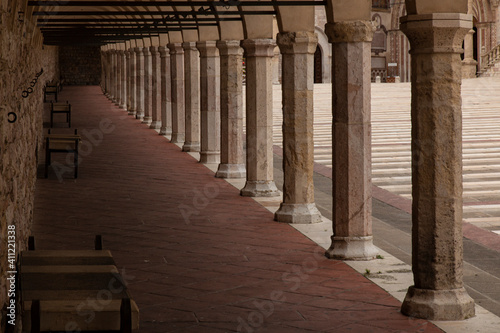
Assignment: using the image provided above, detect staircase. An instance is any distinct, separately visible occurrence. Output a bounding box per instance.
[481,44,500,77]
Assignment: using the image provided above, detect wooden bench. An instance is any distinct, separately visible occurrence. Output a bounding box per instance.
[44,129,81,178]
[50,101,71,127]
[20,236,139,332]
[44,81,59,102]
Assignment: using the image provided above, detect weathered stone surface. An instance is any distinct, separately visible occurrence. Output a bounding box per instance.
[159,46,172,136]
[182,42,201,152]
[325,20,378,260]
[168,43,186,144]
[149,46,161,130]
[274,31,322,224]
[127,49,137,115]
[0,5,59,329]
[142,47,153,125]
[134,47,145,120]
[400,13,475,320]
[216,40,246,179]
[240,39,280,197]
[197,41,221,164]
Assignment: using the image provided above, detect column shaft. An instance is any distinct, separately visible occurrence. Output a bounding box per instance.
[240,39,279,197]
[128,49,137,116]
[120,51,127,110]
[216,40,246,178]
[325,21,378,260]
[168,43,186,144]
[135,47,145,120]
[114,51,121,104]
[197,41,221,163]
[159,46,172,136]
[150,46,162,129]
[400,13,475,321]
[182,42,201,152]
[274,31,322,224]
[143,47,153,125]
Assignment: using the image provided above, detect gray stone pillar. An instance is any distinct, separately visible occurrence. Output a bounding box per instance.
[240,39,279,197]
[182,42,201,152]
[325,21,378,260]
[135,47,145,120]
[120,50,127,110]
[105,51,112,97]
[274,31,322,224]
[159,46,172,136]
[216,40,246,178]
[197,41,221,164]
[114,50,121,104]
[150,46,162,129]
[400,13,475,321]
[142,46,153,125]
[128,48,137,116]
[168,43,186,144]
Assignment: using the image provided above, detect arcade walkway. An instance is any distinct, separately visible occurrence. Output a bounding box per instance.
[33,86,442,332]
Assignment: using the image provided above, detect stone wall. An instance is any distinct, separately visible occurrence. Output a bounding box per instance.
[59,45,102,85]
[0,1,59,330]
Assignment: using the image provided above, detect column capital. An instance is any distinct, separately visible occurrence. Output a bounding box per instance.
[325,20,375,43]
[241,38,276,57]
[400,13,472,54]
[276,31,318,55]
[158,45,170,57]
[143,46,151,55]
[117,50,125,55]
[196,41,219,57]
[150,45,158,55]
[167,43,184,55]
[134,47,143,55]
[216,40,243,56]
[182,41,198,51]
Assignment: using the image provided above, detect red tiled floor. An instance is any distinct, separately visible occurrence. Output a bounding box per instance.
[33,86,443,332]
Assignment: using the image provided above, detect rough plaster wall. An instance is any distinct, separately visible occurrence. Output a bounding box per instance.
[0,2,59,329]
[59,45,102,85]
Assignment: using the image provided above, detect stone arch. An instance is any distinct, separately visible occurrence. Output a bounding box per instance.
[389,2,411,82]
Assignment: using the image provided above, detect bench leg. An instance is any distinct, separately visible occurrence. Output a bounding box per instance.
[120,298,132,333]
[31,300,41,333]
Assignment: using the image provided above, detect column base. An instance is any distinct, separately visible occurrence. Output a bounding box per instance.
[240,180,280,197]
[182,142,201,152]
[149,121,161,130]
[142,116,152,125]
[159,127,172,136]
[128,109,137,116]
[462,59,478,79]
[325,235,378,261]
[401,286,475,320]
[215,164,246,179]
[200,151,220,164]
[135,111,144,121]
[119,103,127,110]
[170,133,185,144]
[274,203,323,224]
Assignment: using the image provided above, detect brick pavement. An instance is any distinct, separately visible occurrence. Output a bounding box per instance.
[33,86,442,332]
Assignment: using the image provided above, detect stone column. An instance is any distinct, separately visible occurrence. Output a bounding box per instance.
[108,51,114,99]
[115,50,123,106]
[240,39,279,197]
[182,42,201,152]
[135,47,145,120]
[462,29,478,78]
[274,32,322,224]
[159,46,172,136]
[104,51,111,97]
[128,48,137,116]
[168,43,186,144]
[324,21,378,260]
[142,46,153,125]
[215,40,246,178]
[150,46,162,129]
[120,50,127,110]
[111,50,118,103]
[197,41,221,164]
[399,13,475,321]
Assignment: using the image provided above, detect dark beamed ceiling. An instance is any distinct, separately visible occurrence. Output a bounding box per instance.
[27,1,325,46]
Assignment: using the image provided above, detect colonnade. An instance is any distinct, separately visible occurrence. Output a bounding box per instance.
[100,0,475,322]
